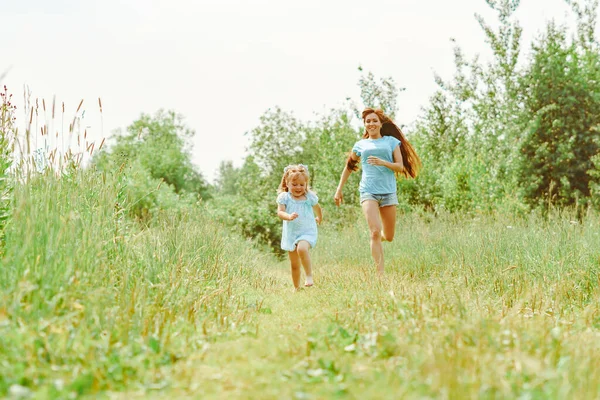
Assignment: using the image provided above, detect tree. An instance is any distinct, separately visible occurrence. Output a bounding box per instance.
[93,110,211,220]
[354,67,403,119]
[95,109,210,199]
[215,160,240,196]
[518,19,600,207]
[246,107,308,176]
[410,0,527,211]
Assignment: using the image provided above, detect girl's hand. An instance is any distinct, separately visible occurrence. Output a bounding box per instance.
[367,156,386,166]
[334,189,343,206]
[288,212,299,221]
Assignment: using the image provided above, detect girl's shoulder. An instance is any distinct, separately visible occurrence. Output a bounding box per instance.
[277,191,290,204]
[307,190,319,205]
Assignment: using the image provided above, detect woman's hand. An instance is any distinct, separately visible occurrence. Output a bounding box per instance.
[334,189,343,206]
[367,156,387,166]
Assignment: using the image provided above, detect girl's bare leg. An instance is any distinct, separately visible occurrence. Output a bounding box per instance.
[288,250,302,289]
[296,240,313,286]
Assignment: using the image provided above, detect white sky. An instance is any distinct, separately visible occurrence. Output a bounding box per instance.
[2,0,590,182]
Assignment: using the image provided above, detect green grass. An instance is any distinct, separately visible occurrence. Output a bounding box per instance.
[0,169,271,398]
[1,171,599,399]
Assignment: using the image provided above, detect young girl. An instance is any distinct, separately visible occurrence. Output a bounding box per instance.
[277,164,323,290]
[334,108,421,274]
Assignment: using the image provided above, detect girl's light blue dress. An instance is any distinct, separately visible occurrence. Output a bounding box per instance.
[277,191,319,252]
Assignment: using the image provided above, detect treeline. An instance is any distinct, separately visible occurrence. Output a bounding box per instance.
[77,0,600,254]
[207,0,600,251]
[410,0,600,213]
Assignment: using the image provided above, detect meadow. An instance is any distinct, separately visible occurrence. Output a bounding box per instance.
[3,2,600,396]
[1,169,599,399]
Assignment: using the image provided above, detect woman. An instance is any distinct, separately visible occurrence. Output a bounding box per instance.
[334,108,421,274]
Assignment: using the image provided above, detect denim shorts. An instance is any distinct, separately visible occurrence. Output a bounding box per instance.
[359,192,399,207]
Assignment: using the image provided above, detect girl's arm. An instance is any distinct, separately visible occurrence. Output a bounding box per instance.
[277,204,298,221]
[313,204,323,225]
[334,152,359,206]
[367,146,405,173]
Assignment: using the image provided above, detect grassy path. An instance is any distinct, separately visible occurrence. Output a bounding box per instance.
[196,265,327,399]
[111,239,600,400]
[155,262,350,399]
[14,209,590,400]
[109,259,398,400]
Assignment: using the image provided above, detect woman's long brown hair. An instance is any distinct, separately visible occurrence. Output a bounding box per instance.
[346,108,421,178]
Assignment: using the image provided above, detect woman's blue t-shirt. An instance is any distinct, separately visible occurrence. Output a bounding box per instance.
[352,135,401,195]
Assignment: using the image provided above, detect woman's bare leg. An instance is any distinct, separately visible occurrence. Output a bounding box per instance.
[362,200,384,274]
[380,205,397,242]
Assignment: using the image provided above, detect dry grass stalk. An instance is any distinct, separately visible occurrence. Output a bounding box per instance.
[76,99,84,113]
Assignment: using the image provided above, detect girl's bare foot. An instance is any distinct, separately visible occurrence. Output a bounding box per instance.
[304,276,314,287]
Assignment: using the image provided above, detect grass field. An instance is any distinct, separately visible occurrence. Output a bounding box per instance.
[1,170,599,399]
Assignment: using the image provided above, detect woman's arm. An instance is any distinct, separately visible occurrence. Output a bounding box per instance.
[277,204,298,221]
[367,146,405,173]
[334,152,359,206]
[313,204,323,224]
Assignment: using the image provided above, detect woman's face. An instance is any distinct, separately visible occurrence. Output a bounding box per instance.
[364,113,382,136]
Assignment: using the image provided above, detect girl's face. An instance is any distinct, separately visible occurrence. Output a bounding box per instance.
[364,113,382,136]
[288,176,307,198]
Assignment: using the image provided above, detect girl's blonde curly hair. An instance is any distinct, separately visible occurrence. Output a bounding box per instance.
[277,164,312,194]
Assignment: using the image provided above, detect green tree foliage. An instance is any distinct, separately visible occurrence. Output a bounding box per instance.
[210,108,314,253]
[302,108,361,206]
[209,155,283,253]
[246,107,309,176]
[211,103,363,252]
[214,160,239,196]
[210,0,600,252]
[94,109,210,220]
[354,67,403,119]
[408,0,600,213]
[518,7,600,208]
[408,0,526,212]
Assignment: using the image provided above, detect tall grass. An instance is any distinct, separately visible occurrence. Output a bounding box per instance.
[0,85,16,245]
[107,210,598,399]
[1,87,599,398]
[2,169,599,398]
[0,168,272,398]
[289,211,600,399]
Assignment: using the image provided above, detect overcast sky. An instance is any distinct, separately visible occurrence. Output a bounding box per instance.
[2,0,592,181]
